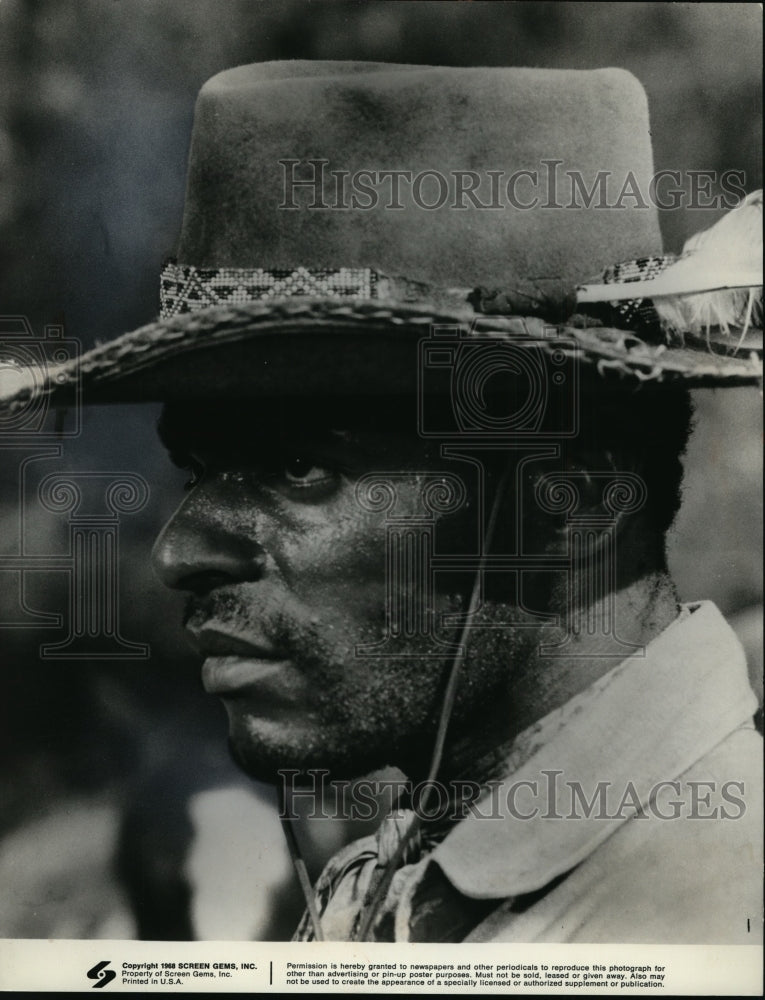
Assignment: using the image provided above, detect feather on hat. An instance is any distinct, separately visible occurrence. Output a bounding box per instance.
[577,189,762,345]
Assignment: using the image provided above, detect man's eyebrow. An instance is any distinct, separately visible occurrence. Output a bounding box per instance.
[327,429,357,444]
[327,428,384,461]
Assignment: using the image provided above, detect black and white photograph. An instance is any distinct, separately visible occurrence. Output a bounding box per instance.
[0,1,761,994]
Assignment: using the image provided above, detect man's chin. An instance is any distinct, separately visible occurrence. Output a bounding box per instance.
[225,733,395,786]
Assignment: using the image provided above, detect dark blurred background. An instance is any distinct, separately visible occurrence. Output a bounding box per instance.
[0,0,761,939]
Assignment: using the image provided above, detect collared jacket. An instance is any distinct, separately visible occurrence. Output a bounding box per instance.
[295,602,763,943]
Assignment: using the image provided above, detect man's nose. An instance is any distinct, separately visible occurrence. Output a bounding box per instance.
[151,493,268,593]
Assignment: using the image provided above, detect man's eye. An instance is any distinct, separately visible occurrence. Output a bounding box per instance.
[282,456,334,488]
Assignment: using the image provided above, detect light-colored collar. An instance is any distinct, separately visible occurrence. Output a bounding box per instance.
[432,601,757,899]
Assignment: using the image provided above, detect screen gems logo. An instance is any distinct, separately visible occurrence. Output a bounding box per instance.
[86,961,116,989]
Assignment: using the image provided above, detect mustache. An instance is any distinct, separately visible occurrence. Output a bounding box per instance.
[182,591,316,660]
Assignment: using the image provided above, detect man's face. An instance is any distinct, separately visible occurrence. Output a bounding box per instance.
[152,399,537,782]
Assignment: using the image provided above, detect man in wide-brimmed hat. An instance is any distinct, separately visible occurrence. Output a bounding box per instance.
[1,61,761,944]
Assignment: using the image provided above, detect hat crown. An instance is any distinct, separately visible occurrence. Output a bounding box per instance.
[176,61,662,291]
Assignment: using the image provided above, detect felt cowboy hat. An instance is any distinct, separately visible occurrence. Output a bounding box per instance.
[0,60,761,418]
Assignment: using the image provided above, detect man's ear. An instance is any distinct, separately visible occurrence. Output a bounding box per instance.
[528,447,643,557]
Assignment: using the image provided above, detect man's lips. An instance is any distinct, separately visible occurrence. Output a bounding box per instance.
[187,624,296,696]
[187,623,285,659]
[201,655,294,696]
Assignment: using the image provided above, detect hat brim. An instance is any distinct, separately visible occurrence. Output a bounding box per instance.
[1,298,762,417]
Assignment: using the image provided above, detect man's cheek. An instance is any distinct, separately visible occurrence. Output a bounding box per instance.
[293,576,388,638]
[287,498,387,563]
